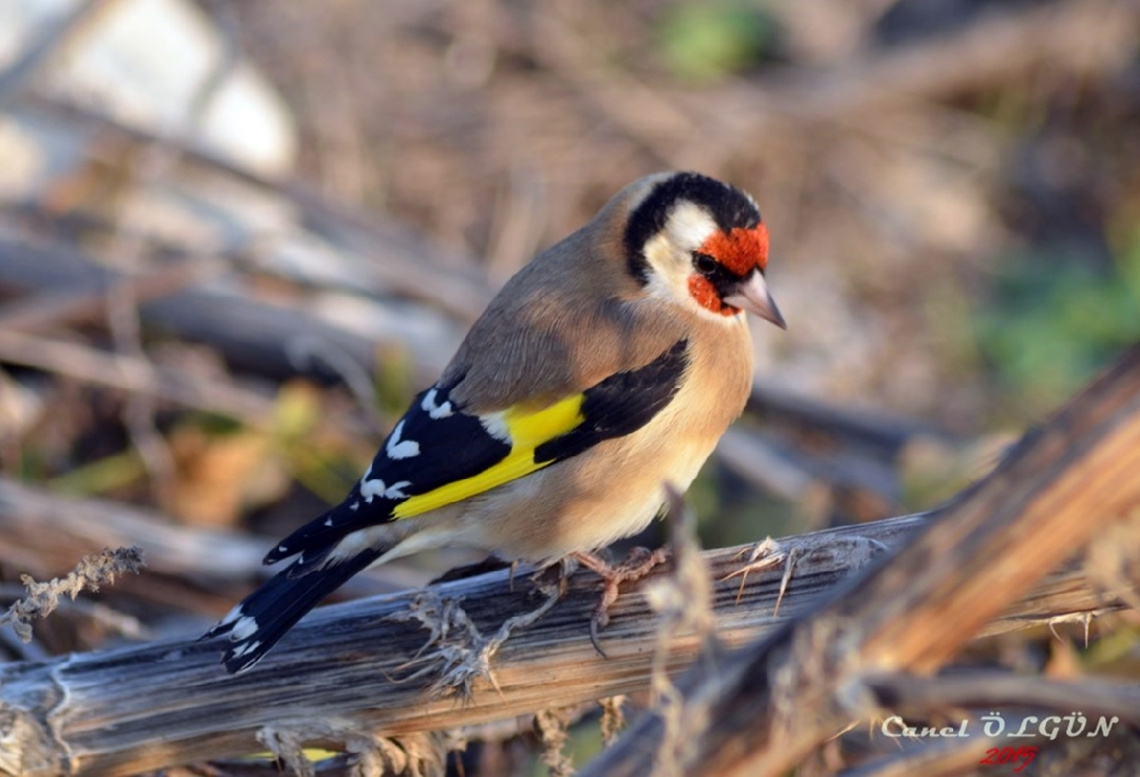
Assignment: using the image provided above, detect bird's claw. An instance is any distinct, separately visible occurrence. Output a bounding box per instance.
[573,546,671,658]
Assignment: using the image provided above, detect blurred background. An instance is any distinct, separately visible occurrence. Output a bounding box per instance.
[0,0,1139,773]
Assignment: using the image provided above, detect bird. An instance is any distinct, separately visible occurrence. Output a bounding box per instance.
[204,171,786,673]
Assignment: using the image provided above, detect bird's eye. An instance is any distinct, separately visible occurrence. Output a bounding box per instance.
[692,252,718,275]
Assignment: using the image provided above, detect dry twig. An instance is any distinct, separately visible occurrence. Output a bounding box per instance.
[0,508,1123,776]
[0,547,144,644]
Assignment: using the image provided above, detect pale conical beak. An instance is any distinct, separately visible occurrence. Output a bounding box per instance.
[723,271,786,329]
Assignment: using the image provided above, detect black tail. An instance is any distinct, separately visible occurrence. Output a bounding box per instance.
[203,550,380,673]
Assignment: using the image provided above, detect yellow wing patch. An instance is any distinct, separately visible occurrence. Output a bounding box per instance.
[392,393,585,519]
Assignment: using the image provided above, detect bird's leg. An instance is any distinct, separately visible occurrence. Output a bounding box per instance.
[572,546,671,657]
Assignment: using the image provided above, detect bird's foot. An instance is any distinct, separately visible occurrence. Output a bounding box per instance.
[571,546,671,658]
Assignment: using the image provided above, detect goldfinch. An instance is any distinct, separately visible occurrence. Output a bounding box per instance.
[205,171,785,673]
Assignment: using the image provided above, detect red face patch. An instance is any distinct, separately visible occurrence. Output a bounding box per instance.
[698,224,769,276]
[688,275,739,316]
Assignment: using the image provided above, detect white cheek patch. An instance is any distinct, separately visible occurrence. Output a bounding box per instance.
[663,201,718,253]
[640,202,742,323]
[641,227,696,308]
[640,201,720,307]
[641,243,682,304]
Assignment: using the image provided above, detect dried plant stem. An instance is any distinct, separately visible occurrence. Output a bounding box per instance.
[0,508,1123,776]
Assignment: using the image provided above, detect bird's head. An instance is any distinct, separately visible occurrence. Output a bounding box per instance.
[623,172,785,329]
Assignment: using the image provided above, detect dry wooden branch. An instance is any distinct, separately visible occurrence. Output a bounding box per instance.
[0,258,224,335]
[0,547,144,644]
[0,477,420,603]
[500,0,1140,173]
[0,477,265,581]
[9,92,495,323]
[706,0,1140,150]
[865,672,1140,724]
[584,345,1140,777]
[0,327,276,426]
[0,229,460,387]
[0,507,1125,776]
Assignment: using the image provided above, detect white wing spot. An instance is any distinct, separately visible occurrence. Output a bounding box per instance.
[384,480,412,499]
[231,615,259,641]
[219,603,244,627]
[350,501,360,511]
[231,640,260,659]
[385,420,421,459]
[360,473,383,502]
[359,464,374,502]
[360,476,413,502]
[421,388,454,419]
[480,412,511,443]
[324,517,334,527]
[359,464,388,503]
